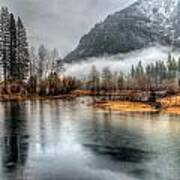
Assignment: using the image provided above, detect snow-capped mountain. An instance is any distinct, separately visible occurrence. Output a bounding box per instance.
[64,0,180,62]
[138,0,178,22]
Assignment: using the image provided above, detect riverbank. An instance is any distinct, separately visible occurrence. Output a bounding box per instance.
[0,94,77,102]
[0,90,180,115]
[158,95,180,114]
[73,90,180,115]
[94,95,180,115]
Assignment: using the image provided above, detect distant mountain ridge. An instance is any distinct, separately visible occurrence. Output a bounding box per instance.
[64,0,180,62]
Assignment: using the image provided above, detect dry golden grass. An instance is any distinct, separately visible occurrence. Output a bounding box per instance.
[158,95,180,115]
[71,90,94,96]
[94,95,180,114]
[158,95,180,107]
[94,101,158,113]
[162,107,180,115]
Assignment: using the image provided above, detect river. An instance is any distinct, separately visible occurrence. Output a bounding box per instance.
[0,98,179,180]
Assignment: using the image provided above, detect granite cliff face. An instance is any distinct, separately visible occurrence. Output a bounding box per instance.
[64,0,180,62]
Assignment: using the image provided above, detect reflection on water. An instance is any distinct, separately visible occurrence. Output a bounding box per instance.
[1,102,29,179]
[0,98,179,180]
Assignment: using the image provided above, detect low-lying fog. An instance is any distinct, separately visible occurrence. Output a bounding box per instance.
[64,45,180,78]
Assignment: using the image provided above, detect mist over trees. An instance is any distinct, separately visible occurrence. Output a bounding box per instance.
[88,55,180,93]
[0,6,179,99]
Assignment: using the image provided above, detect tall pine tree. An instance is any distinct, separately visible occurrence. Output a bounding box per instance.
[0,7,10,85]
[0,7,30,84]
[17,17,29,81]
[9,13,17,81]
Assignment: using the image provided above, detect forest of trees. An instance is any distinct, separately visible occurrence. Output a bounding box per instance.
[0,7,78,96]
[0,7,29,83]
[87,54,180,93]
[0,6,179,99]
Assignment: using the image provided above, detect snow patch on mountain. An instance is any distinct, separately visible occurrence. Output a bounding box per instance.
[138,0,178,20]
[134,0,179,36]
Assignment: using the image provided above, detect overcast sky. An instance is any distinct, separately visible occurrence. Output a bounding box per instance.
[0,0,136,57]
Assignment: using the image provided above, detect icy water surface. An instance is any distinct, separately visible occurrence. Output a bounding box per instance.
[0,98,180,180]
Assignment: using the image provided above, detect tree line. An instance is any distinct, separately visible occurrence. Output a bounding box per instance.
[0,7,29,84]
[87,55,180,93]
[28,45,79,95]
[0,6,179,97]
[0,7,78,96]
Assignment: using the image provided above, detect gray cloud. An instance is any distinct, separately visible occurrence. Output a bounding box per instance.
[0,0,136,57]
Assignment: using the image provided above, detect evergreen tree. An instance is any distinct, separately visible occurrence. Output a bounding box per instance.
[131,64,135,78]
[29,46,37,77]
[9,13,17,81]
[136,61,144,77]
[0,7,29,84]
[167,54,177,79]
[0,7,10,85]
[17,17,29,81]
[178,58,180,72]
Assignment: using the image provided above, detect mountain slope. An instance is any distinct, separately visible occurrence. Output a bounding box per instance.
[64,0,180,62]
